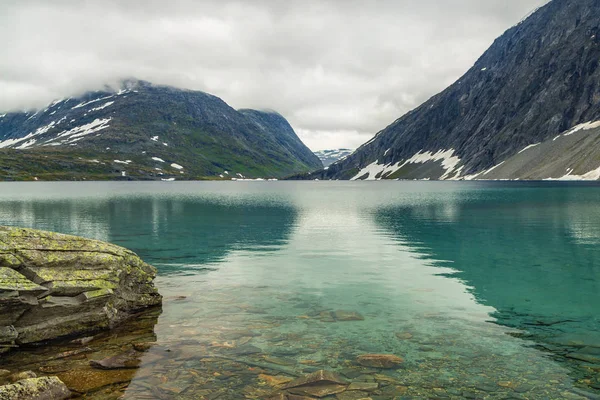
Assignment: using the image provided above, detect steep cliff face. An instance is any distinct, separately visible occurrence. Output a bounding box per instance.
[0,80,321,180]
[0,226,161,351]
[309,0,600,181]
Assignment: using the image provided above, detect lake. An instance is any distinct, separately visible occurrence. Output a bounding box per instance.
[1,181,599,399]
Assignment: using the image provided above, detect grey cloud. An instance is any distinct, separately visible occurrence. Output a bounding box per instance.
[0,0,549,150]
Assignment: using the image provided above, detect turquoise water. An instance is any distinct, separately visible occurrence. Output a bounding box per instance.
[1,181,600,398]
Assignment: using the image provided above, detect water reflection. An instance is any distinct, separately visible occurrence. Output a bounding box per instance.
[373,184,600,388]
[0,191,298,275]
[0,182,597,398]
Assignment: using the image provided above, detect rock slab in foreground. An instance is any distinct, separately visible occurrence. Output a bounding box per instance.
[0,377,71,400]
[0,226,162,350]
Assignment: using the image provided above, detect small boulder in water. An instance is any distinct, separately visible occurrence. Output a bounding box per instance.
[90,350,143,370]
[395,332,413,340]
[333,311,365,321]
[356,354,403,369]
[282,370,348,397]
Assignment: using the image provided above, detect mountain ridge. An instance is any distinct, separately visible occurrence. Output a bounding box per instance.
[0,80,322,180]
[302,0,600,181]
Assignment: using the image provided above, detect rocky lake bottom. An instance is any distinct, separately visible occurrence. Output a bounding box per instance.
[1,181,600,399]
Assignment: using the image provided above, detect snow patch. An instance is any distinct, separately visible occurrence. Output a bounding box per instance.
[564,120,600,136]
[481,161,506,176]
[48,118,112,144]
[152,157,165,163]
[0,120,58,148]
[15,139,37,149]
[26,111,39,121]
[518,143,540,154]
[554,120,600,141]
[114,160,132,165]
[151,136,159,142]
[171,163,184,170]
[90,101,115,112]
[351,149,463,181]
[72,95,114,109]
[545,166,600,181]
[161,178,176,182]
[350,160,402,181]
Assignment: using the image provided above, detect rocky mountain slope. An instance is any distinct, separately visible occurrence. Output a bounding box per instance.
[0,80,322,180]
[314,149,354,167]
[304,0,600,181]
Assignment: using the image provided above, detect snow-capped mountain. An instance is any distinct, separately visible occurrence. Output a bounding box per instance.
[0,80,322,180]
[313,149,354,167]
[302,0,600,181]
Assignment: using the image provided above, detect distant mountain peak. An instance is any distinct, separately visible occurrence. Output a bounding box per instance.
[314,148,355,168]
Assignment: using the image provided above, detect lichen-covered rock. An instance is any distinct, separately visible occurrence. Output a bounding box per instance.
[0,226,161,350]
[0,376,71,400]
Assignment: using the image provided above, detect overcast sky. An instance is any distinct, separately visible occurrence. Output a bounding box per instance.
[1,0,549,150]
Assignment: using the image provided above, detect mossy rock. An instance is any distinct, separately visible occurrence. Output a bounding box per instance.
[0,226,162,348]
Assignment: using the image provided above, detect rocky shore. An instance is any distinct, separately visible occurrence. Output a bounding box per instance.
[0,226,162,350]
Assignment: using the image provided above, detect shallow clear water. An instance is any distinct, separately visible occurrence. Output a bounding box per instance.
[1,181,600,399]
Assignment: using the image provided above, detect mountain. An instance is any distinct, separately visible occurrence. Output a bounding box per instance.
[313,149,354,167]
[0,80,322,181]
[302,0,600,181]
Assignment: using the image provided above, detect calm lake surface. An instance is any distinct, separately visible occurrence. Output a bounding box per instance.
[1,181,600,399]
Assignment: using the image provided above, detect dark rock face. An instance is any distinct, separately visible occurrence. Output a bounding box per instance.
[309,0,600,180]
[0,226,161,351]
[0,80,322,180]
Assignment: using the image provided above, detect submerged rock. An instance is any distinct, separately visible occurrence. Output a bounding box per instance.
[333,311,365,321]
[283,370,348,389]
[319,310,364,323]
[395,332,413,340]
[57,368,137,393]
[0,376,71,400]
[90,350,143,370]
[356,354,403,369]
[0,226,162,350]
[282,370,349,398]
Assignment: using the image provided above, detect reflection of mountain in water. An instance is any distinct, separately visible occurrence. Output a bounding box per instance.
[0,197,298,275]
[373,185,600,383]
